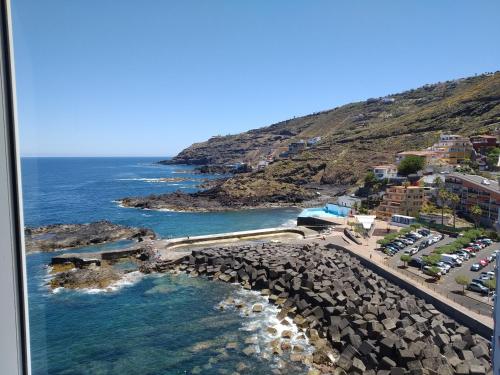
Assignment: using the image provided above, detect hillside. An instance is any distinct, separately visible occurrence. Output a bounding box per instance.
[167,72,500,187]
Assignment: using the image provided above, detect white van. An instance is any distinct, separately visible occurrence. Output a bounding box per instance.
[441,253,462,266]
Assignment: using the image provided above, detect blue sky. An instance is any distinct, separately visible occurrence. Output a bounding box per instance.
[11,0,500,157]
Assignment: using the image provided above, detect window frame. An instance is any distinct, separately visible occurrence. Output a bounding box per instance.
[0,0,31,374]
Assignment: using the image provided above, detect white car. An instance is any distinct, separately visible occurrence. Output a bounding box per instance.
[435,262,450,274]
[410,231,423,239]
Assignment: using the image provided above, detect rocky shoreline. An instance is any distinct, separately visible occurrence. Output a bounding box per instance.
[49,244,157,290]
[148,242,492,375]
[25,221,156,253]
[118,183,316,212]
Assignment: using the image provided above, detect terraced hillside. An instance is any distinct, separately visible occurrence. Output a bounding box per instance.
[166,72,499,188]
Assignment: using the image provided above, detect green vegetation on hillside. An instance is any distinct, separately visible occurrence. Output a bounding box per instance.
[167,72,500,198]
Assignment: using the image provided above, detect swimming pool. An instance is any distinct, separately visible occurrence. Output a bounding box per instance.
[298,204,350,219]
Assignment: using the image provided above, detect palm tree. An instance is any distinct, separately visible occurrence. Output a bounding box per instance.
[438,189,449,225]
[447,193,460,228]
[470,205,483,228]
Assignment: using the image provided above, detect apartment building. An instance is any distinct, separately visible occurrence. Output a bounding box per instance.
[431,134,473,165]
[445,173,500,228]
[376,185,426,221]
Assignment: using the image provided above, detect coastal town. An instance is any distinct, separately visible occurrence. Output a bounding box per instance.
[20,73,500,375]
[35,131,500,375]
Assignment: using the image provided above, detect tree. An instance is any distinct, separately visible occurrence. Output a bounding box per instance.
[364,171,377,188]
[434,176,444,188]
[423,253,441,266]
[437,189,449,225]
[484,278,496,291]
[447,192,460,228]
[486,147,500,170]
[400,254,411,268]
[398,155,425,176]
[470,205,483,228]
[352,202,359,214]
[427,266,441,280]
[455,275,470,295]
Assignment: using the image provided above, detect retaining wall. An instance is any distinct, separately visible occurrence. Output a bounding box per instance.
[327,243,493,339]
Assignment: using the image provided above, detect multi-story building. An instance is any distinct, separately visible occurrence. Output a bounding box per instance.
[431,134,473,165]
[445,173,500,228]
[375,185,426,221]
[372,164,398,180]
[470,135,499,155]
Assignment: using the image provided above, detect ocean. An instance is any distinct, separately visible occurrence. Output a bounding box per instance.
[22,157,305,375]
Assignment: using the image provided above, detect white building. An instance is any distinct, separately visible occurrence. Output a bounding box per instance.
[390,214,417,227]
[337,195,362,208]
[372,164,398,180]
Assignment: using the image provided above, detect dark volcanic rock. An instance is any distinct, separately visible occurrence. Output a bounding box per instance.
[25,221,156,253]
[118,177,315,212]
[50,266,123,290]
[161,242,492,374]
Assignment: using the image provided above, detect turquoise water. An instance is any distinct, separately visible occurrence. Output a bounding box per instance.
[22,157,304,375]
[298,204,350,218]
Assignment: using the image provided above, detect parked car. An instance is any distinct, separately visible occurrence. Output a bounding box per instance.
[436,261,451,273]
[467,281,490,295]
[400,238,414,245]
[480,271,495,279]
[470,263,482,271]
[423,266,442,277]
[441,260,456,269]
[441,254,462,267]
[479,259,489,267]
[462,248,476,257]
[406,247,418,255]
[418,229,431,237]
[472,278,490,287]
[392,242,405,249]
[409,258,425,268]
[456,250,470,260]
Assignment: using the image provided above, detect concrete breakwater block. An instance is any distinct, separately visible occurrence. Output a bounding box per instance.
[168,242,492,374]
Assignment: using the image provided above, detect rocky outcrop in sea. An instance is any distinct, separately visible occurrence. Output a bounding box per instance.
[25,220,156,253]
[157,242,492,375]
[118,177,315,212]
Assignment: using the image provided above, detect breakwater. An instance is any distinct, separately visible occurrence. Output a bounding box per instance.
[166,242,492,374]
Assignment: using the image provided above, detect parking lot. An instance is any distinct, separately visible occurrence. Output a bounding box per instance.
[382,230,498,316]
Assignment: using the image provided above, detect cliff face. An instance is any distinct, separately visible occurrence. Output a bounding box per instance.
[167,72,500,186]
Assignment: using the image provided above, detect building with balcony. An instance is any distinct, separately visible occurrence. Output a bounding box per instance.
[372,164,398,180]
[444,173,500,228]
[375,185,426,221]
[470,135,499,155]
[430,134,473,165]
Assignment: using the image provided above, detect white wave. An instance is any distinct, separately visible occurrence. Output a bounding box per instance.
[116,178,167,183]
[217,288,314,362]
[49,271,145,295]
[279,219,297,228]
